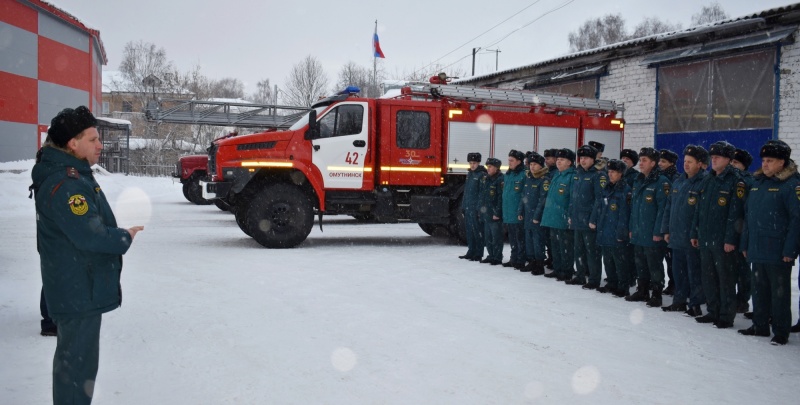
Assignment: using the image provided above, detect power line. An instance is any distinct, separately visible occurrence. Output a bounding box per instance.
[438,0,576,76]
[412,0,543,76]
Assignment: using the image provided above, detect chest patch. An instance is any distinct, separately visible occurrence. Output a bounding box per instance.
[718,196,727,206]
[68,194,88,216]
[688,196,697,206]
[610,203,618,211]
[645,194,654,203]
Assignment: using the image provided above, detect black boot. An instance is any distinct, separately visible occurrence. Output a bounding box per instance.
[531,261,545,276]
[565,277,586,286]
[612,287,629,298]
[626,283,650,302]
[515,262,527,271]
[502,261,514,268]
[736,301,750,314]
[791,321,800,333]
[743,311,753,320]
[543,271,559,278]
[522,261,535,273]
[683,305,703,318]
[646,289,662,308]
[662,282,674,296]
[662,303,687,312]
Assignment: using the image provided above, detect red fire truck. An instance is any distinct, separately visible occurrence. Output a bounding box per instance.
[202,82,625,248]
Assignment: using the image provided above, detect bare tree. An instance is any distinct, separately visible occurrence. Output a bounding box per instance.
[631,17,682,38]
[209,77,245,99]
[117,41,177,110]
[251,79,274,104]
[283,55,330,107]
[399,63,467,84]
[691,2,729,26]
[568,14,628,53]
[336,61,373,96]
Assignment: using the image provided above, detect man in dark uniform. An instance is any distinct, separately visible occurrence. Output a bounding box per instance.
[661,145,709,316]
[541,149,576,281]
[658,149,679,296]
[459,153,487,261]
[595,159,632,297]
[626,147,670,307]
[690,141,745,329]
[731,148,754,314]
[620,149,640,189]
[480,158,505,265]
[542,149,558,269]
[738,140,800,345]
[31,106,144,404]
[502,150,527,269]
[518,151,549,275]
[566,145,607,289]
[619,148,640,288]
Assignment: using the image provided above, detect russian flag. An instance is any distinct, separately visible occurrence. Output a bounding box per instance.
[373,32,385,58]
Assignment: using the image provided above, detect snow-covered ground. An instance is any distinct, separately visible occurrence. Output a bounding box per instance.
[2,159,799,404]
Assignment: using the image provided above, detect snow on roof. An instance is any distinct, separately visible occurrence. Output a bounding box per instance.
[457,2,800,85]
[96,116,132,126]
[126,138,203,153]
[102,70,193,95]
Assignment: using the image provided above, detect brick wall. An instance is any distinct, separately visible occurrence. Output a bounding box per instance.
[778,30,800,162]
[599,57,657,153]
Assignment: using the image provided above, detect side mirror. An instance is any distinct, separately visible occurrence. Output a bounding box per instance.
[304,110,318,140]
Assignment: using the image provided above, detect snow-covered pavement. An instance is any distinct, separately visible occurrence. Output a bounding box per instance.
[2,159,799,404]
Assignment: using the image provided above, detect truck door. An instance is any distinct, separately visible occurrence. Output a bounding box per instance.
[311,102,369,189]
[387,106,441,186]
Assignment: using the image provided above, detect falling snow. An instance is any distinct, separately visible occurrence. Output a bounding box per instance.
[1,159,799,404]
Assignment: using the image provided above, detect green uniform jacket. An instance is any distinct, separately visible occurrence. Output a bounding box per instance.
[568,164,607,230]
[630,169,670,247]
[502,164,526,224]
[461,165,487,213]
[623,167,639,188]
[32,146,132,320]
[541,166,575,230]
[480,171,504,220]
[690,165,745,248]
[741,162,800,264]
[518,167,550,229]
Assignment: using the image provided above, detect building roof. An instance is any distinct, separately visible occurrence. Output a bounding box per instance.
[25,0,107,64]
[457,2,800,86]
[102,70,194,96]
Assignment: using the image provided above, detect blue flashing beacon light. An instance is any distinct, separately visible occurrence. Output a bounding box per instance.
[339,86,361,95]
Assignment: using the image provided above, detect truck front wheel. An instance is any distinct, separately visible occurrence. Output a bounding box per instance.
[245,184,314,248]
[182,181,192,202]
[187,175,213,205]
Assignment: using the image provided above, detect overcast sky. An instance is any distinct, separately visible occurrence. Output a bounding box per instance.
[51,0,797,97]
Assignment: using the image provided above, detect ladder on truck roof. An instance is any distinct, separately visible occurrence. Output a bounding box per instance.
[145,99,310,129]
[409,84,621,113]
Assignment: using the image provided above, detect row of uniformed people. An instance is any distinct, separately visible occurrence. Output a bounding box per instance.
[459,139,800,345]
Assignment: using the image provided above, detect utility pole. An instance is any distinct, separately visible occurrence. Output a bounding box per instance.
[484,48,501,71]
[472,47,481,76]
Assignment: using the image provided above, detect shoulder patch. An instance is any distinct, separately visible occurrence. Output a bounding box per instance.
[736,181,745,199]
[68,194,88,216]
[599,175,607,188]
[543,180,550,192]
[796,185,800,201]
[66,167,80,179]
[662,182,670,195]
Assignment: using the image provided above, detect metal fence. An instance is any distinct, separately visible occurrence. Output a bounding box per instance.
[127,164,175,177]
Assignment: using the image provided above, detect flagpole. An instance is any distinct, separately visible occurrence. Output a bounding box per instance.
[373,19,377,98]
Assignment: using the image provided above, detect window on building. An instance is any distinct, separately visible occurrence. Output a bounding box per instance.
[657,49,775,133]
[529,78,597,99]
[396,111,430,149]
[122,101,133,113]
[317,104,364,138]
[102,101,109,115]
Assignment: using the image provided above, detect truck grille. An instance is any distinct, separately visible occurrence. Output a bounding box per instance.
[207,143,218,175]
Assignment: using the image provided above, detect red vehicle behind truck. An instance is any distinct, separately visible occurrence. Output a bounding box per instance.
[202,82,625,248]
[175,154,213,205]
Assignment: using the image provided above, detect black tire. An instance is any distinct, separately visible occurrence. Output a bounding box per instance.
[418,223,449,237]
[234,202,252,237]
[181,181,192,202]
[245,183,314,248]
[214,198,230,212]
[187,176,213,205]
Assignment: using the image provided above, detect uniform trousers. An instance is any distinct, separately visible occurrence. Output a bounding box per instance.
[53,314,102,405]
[752,262,793,339]
[699,247,737,323]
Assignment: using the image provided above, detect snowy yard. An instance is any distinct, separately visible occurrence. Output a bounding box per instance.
[1,160,799,404]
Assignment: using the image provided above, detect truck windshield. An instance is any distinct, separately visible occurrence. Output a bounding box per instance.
[289,106,328,131]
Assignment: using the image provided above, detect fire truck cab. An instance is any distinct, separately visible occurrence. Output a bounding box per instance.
[202,83,624,248]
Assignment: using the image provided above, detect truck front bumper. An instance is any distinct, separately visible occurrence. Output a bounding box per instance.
[200,180,231,200]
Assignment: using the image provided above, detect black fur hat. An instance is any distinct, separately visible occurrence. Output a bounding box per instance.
[588,141,605,153]
[760,140,791,162]
[709,141,736,159]
[486,157,502,168]
[577,144,599,159]
[526,151,545,167]
[543,149,556,158]
[620,149,639,166]
[508,149,525,162]
[638,147,659,161]
[48,106,97,148]
[606,159,627,173]
[555,148,576,163]
[733,148,753,169]
[683,145,709,165]
[467,152,482,163]
[659,149,678,164]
